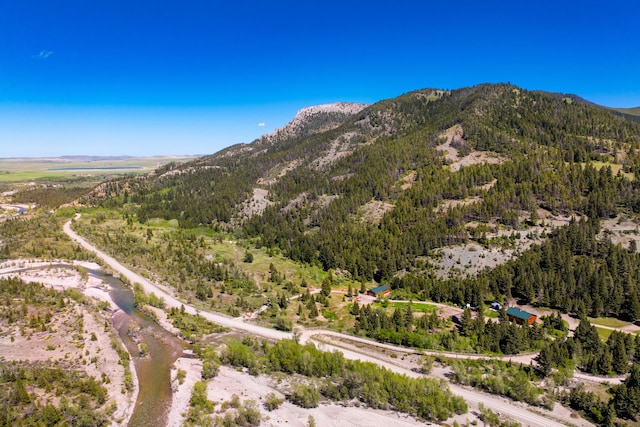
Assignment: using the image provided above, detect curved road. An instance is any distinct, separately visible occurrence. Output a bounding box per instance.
[64,217,291,341]
[64,216,589,427]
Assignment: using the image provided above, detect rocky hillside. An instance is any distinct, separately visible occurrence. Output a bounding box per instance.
[89,84,640,288]
[256,102,368,145]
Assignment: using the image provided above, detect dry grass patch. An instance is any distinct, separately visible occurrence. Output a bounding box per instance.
[357,199,395,225]
[399,171,417,190]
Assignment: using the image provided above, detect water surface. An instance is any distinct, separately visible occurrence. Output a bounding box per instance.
[96,270,186,427]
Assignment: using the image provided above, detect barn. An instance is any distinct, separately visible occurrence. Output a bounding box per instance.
[506,307,537,325]
[366,284,391,299]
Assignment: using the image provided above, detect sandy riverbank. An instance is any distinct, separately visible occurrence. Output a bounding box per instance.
[0,259,138,426]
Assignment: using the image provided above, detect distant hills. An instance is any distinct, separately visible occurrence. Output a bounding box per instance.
[610,106,640,122]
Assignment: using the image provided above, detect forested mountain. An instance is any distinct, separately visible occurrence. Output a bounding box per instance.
[88,83,640,315]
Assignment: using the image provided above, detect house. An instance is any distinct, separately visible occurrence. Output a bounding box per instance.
[366,284,391,299]
[506,307,537,325]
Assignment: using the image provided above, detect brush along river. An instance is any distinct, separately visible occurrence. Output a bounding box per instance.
[0,260,188,425]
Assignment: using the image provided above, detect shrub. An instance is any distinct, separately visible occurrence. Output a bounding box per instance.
[288,383,319,408]
[176,368,186,384]
[264,392,284,411]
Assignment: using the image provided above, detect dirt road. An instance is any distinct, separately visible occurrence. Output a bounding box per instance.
[64,216,291,342]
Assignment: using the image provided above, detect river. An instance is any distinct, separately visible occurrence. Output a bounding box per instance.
[95,270,186,427]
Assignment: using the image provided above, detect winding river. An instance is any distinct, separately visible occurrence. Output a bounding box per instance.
[96,270,186,426]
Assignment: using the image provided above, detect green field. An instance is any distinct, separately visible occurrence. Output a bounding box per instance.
[374,301,439,313]
[485,309,500,318]
[0,155,196,183]
[588,317,631,329]
[595,326,614,341]
[207,239,343,289]
[578,161,635,181]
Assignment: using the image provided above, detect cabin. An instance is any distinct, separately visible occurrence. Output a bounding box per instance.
[367,284,391,299]
[506,307,537,325]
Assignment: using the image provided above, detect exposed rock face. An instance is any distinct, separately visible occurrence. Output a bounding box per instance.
[256,102,368,145]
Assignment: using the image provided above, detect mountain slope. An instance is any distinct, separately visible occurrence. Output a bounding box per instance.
[90,84,640,285]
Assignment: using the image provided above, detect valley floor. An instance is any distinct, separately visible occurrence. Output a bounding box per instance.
[5,215,630,426]
[62,215,597,427]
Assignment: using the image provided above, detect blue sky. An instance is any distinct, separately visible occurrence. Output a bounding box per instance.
[1,0,639,157]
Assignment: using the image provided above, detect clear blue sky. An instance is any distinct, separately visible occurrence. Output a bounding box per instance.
[1,0,639,157]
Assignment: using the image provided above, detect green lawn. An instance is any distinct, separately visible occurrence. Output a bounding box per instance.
[588,317,631,329]
[485,310,500,319]
[375,301,438,313]
[578,161,634,181]
[595,326,613,341]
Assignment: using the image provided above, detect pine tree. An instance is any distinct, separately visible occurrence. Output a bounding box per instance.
[613,365,640,419]
[404,303,414,330]
[609,333,628,374]
[537,344,553,376]
[459,308,473,337]
[307,296,318,318]
[350,302,360,316]
[278,293,288,309]
[321,278,331,297]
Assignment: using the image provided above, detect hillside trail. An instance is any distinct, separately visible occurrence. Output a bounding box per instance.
[64,215,593,427]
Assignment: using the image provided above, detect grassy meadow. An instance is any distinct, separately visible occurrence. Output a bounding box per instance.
[0,155,196,183]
